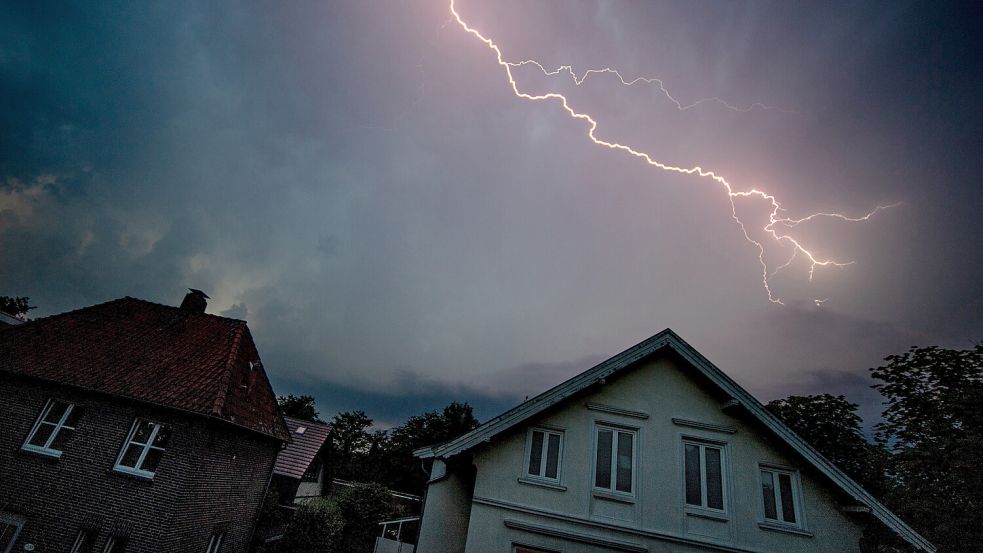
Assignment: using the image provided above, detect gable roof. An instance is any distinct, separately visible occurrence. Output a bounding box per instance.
[274,416,333,479]
[414,328,934,552]
[0,296,289,442]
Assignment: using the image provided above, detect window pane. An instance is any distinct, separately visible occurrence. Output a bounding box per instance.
[705,447,723,510]
[48,426,75,451]
[616,432,633,493]
[528,431,544,476]
[43,401,70,423]
[684,443,702,505]
[28,422,56,447]
[63,405,84,428]
[132,420,153,444]
[595,430,612,489]
[778,473,796,523]
[152,425,171,448]
[119,443,144,468]
[545,433,560,479]
[0,523,18,550]
[141,447,164,472]
[761,471,778,520]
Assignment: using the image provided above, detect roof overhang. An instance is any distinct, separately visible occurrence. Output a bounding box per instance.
[414,328,935,552]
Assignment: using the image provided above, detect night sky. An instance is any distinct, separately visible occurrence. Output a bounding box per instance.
[2,1,981,428]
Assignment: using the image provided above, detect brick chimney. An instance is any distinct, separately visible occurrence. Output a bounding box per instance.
[179,289,209,314]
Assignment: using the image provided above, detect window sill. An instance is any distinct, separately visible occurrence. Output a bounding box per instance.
[592,490,635,504]
[110,467,156,482]
[16,446,63,461]
[518,477,567,491]
[758,521,813,538]
[685,507,729,523]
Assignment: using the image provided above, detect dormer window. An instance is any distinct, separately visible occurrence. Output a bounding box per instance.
[114,418,170,478]
[295,426,307,435]
[23,399,82,457]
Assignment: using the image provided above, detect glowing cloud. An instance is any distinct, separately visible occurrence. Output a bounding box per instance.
[448,0,895,305]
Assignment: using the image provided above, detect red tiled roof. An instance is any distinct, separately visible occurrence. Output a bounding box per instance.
[274,416,332,479]
[0,297,289,442]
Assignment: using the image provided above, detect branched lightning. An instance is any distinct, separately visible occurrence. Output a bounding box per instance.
[506,59,795,113]
[449,0,894,305]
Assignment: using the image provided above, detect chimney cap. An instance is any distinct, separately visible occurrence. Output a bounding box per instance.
[187,288,210,299]
[180,289,209,314]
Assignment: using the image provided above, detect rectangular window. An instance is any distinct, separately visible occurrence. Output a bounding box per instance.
[102,536,126,553]
[205,532,225,553]
[761,468,800,525]
[69,530,95,553]
[113,419,170,478]
[525,428,563,482]
[301,459,322,482]
[683,440,726,512]
[0,513,26,553]
[594,426,635,494]
[22,399,82,457]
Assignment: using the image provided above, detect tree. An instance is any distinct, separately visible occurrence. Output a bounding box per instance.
[330,410,375,481]
[0,296,33,318]
[385,402,479,494]
[766,394,889,496]
[277,394,321,422]
[871,343,983,553]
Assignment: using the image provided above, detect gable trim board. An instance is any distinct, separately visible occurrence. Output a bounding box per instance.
[415,329,934,552]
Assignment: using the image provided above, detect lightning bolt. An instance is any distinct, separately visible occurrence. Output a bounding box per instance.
[506,60,795,113]
[448,0,894,305]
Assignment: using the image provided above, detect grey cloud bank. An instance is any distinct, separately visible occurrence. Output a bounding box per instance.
[1,1,981,423]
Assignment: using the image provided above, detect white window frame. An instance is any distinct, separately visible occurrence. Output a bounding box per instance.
[205,532,225,553]
[592,423,637,497]
[113,418,169,479]
[101,535,125,553]
[759,465,804,528]
[22,399,79,458]
[0,512,26,553]
[682,438,728,514]
[523,427,564,483]
[69,529,95,553]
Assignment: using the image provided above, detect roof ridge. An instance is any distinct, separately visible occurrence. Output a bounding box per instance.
[415,329,935,552]
[211,323,246,417]
[7,297,132,328]
[12,296,247,328]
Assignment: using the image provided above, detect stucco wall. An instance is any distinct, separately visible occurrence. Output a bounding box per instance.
[418,460,475,553]
[455,353,864,553]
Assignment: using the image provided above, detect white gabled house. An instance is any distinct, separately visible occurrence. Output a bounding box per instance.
[413,329,933,553]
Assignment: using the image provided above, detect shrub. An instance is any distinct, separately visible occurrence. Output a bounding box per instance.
[334,483,401,552]
[276,498,344,553]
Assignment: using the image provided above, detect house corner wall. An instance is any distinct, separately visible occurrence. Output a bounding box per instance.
[417,460,473,553]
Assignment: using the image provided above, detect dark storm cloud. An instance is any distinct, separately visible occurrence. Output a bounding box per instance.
[2,1,981,426]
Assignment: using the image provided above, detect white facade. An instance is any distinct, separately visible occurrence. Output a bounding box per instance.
[416,331,932,553]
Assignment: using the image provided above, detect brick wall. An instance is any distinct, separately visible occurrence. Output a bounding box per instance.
[0,374,281,553]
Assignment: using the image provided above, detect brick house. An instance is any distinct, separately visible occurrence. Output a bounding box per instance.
[0,292,290,553]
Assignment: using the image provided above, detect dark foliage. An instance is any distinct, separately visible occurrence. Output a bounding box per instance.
[276,498,344,553]
[766,394,889,496]
[334,483,401,552]
[330,410,375,481]
[384,402,479,494]
[872,344,983,553]
[0,296,33,318]
[277,394,321,422]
